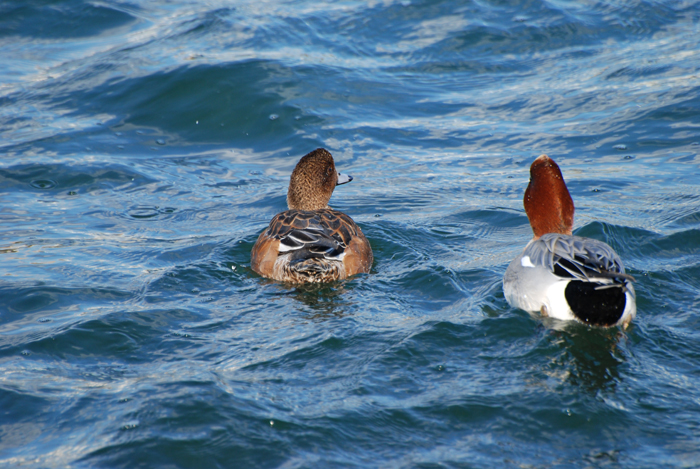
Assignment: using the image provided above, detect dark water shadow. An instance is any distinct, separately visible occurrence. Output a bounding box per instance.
[256,279,368,322]
[543,321,629,394]
[0,1,137,40]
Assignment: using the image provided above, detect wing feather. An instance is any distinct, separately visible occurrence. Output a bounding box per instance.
[266,209,349,261]
[526,233,634,283]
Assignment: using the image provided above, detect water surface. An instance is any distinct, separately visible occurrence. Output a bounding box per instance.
[1,0,700,467]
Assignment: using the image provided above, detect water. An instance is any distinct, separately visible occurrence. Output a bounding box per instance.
[1,0,700,467]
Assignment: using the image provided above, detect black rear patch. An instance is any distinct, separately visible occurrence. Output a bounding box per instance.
[565,281,626,326]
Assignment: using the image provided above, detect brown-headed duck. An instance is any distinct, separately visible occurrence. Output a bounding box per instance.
[251,148,373,283]
[503,155,636,328]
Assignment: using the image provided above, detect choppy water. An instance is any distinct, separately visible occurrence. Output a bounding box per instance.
[1,0,700,467]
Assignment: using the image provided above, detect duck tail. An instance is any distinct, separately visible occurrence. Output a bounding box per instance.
[565,280,630,326]
[283,258,345,283]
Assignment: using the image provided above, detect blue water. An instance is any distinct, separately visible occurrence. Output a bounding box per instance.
[1,0,700,467]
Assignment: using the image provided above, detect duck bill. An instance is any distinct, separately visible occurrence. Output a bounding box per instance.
[336,173,353,185]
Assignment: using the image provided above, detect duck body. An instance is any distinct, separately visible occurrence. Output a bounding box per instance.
[504,233,636,327]
[251,208,372,283]
[503,154,637,328]
[251,148,373,283]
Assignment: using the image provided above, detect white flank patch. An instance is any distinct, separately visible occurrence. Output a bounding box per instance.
[521,256,535,268]
[544,281,575,321]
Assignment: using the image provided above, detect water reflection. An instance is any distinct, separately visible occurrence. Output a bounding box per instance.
[287,282,352,320]
[546,322,628,394]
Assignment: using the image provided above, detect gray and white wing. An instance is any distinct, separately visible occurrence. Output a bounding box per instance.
[526,233,632,283]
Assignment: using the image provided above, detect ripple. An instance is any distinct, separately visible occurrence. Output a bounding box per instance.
[125,205,177,220]
[29,179,57,190]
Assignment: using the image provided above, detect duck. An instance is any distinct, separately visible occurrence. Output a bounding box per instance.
[251,148,373,283]
[503,155,636,328]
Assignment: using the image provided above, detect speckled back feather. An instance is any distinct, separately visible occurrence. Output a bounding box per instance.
[255,209,371,283]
